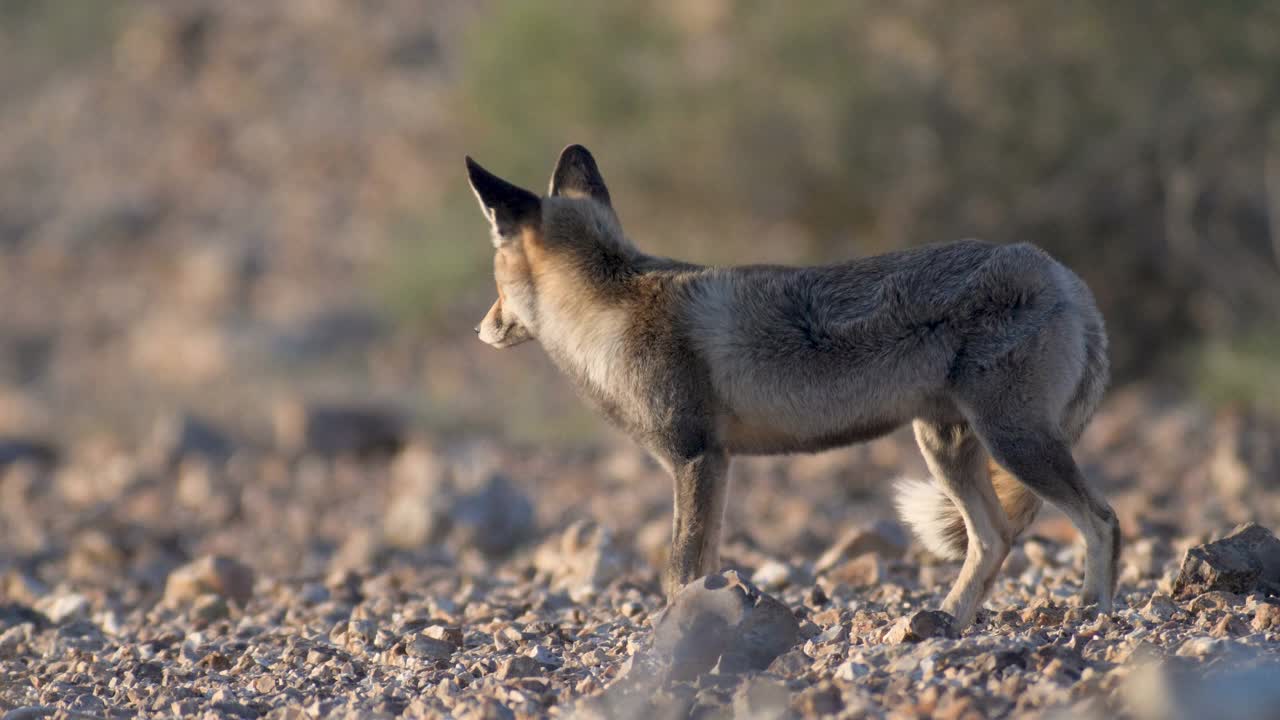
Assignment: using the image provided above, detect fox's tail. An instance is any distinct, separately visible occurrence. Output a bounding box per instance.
[894,458,1042,560]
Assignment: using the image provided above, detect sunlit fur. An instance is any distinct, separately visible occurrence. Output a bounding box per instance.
[467,145,1117,628]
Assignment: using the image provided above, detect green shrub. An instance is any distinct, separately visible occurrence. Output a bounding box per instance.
[0,1,125,97]
[1193,332,1280,416]
[375,195,495,333]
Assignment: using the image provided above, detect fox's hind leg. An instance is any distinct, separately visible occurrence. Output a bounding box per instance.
[968,418,1119,610]
[912,420,1011,629]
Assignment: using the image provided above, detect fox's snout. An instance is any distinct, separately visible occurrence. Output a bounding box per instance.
[477,297,532,348]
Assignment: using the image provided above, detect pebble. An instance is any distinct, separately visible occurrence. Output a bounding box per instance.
[163,555,255,607]
[884,610,956,643]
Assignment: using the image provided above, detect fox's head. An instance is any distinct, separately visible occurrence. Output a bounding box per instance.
[466,144,619,349]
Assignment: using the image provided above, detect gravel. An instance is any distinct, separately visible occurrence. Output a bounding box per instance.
[1,397,1279,718]
[0,2,1276,717]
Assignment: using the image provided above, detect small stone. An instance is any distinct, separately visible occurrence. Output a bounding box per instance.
[164,555,255,606]
[1125,538,1170,580]
[451,473,536,558]
[767,648,810,678]
[752,560,796,591]
[1175,636,1222,658]
[885,610,956,643]
[619,600,645,618]
[533,520,630,592]
[1021,598,1067,627]
[383,445,451,549]
[979,649,1029,674]
[835,659,871,681]
[0,439,57,469]
[191,594,230,622]
[41,593,89,624]
[274,400,405,457]
[995,608,1022,627]
[496,655,542,679]
[2,572,48,605]
[212,700,257,719]
[407,635,455,661]
[1253,602,1279,631]
[146,412,234,468]
[824,554,881,587]
[284,582,321,607]
[732,675,790,719]
[527,644,561,667]
[1141,594,1179,623]
[1031,644,1086,680]
[64,694,106,716]
[1024,539,1056,568]
[492,625,523,650]
[796,684,844,716]
[1189,590,1241,613]
[424,625,464,647]
[253,676,276,694]
[810,607,844,627]
[1210,614,1247,638]
[804,584,829,607]
[815,520,908,573]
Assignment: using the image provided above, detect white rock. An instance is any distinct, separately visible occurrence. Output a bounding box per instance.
[42,593,89,624]
[752,560,795,591]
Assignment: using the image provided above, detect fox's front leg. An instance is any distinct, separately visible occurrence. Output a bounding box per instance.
[662,448,730,601]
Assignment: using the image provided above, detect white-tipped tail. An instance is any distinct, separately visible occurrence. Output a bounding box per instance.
[894,477,966,561]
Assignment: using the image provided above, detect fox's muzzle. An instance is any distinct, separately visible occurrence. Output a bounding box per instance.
[476,298,532,348]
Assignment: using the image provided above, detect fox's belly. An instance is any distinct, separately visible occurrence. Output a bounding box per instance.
[721,412,906,455]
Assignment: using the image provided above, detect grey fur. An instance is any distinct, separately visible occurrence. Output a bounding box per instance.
[466,145,1117,627]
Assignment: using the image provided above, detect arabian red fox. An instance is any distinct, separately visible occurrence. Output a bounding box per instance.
[467,145,1116,628]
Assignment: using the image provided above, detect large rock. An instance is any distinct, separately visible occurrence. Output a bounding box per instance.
[650,571,800,682]
[1173,523,1280,598]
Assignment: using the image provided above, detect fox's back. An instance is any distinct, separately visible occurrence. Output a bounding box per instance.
[679,239,1093,452]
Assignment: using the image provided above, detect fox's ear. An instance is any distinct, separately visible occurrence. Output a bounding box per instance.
[466,156,541,245]
[549,144,611,207]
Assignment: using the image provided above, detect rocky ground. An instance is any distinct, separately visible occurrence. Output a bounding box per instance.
[1,391,1279,719]
[2,3,1280,719]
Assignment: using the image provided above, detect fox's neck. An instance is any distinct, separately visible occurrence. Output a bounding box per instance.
[531,253,639,400]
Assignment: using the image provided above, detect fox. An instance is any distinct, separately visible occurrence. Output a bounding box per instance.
[466,144,1118,629]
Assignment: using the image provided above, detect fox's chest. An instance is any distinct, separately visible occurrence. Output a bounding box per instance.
[540,308,644,418]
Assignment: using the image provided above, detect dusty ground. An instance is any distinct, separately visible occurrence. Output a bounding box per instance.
[1,389,1279,719]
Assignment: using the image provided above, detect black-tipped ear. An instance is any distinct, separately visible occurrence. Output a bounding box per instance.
[466,156,541,243]
[549,144,611,207]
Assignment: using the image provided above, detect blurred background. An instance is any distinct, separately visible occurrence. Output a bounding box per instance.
[1,0,1279,601]
[3,0,1279,450]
